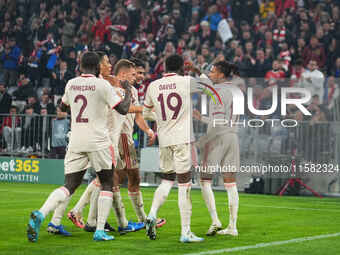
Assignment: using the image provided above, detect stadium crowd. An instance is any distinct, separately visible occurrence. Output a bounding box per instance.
[0,0,340,154]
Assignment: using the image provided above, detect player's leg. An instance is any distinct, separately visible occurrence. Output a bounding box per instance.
[47,170,87,236]
[216,172,239,236]
[111,153,129,233]
[113,136,144,233]
[111,137,129,233]
[146,147,175,240]
[176,144,204,243]
[199,142,222,235]
[27,151,88,242]
[127,168,147,221]
[125,142,147,223]
[217,134,239,236]
[200,175,222,235]
[84,181,101,232]
[125,143,166,227]
[89,148,115,241]
[82,178,115,233]
[67,174,100,229]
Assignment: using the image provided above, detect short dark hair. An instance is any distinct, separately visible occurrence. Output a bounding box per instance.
[213,61,239,78]
[114,59,135,75]
[80,51,100,71]
[130,57,145,68]
[165,54,183,73]
[96,51,107,62]
[24,105,34,111]
[10,105,17,111]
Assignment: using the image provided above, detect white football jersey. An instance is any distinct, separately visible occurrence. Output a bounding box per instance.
[107,87,126,145]
[121,86,140,144]
[62,74,122,152]
[206,82,239,134]
[144,73,196,147]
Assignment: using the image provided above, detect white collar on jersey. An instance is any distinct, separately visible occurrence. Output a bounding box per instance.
[163,73,177,77]
[81,74,96,78]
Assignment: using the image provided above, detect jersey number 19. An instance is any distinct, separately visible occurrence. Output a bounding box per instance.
[157,92,182,121]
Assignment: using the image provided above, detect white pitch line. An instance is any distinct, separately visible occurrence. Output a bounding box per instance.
[184,232,340,255]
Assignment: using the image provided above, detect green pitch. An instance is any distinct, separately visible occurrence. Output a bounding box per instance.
[1,182,340,255]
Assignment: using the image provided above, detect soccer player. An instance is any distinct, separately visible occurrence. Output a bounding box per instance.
[192,61,240,236]
[114,57,166,228]
[104,58,151,233]
[67,58,149,234]
[143,54,204,243]
[27,51,132,242]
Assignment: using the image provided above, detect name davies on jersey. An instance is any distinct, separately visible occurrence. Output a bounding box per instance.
[159,83,176,90]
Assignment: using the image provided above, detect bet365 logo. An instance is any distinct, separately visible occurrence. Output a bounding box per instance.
[0,159,40,173]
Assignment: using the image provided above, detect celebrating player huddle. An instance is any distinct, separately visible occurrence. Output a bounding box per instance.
[26,52,240,244]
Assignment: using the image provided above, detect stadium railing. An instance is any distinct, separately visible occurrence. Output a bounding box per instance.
[0,114,68,159]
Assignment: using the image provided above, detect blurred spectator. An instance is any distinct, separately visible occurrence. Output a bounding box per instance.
[265,60,285,87]
[290,59,305,87]
[260,0,275,19]
[0,82,12,114]
[92,6,112,42]
[12,73,35,101]
[1,37,21,87]
[65,50,77,76]
[275,0,296,17]
[40,94,56,114]
[201,5,222,42]
[330,57,340,78]
[51,106,69,159]
[278,41,291,71]
[37,107,51,152]
[27,41,44,87]
[106,32,124,59]
[61,17,76,55]
[300,60,325,104]
[326,76,339,110]
[252,49,272,77]
[302,37,326,69]
[27,96,41,114]
[51,61,73,95]
[1,106,21,152]
[19,105,38,153]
